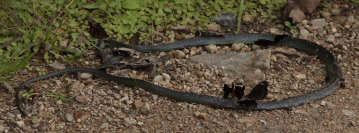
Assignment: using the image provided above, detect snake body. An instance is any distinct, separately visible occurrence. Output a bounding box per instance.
[16,33,344,116]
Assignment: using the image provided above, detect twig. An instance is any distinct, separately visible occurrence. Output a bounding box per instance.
[50,0,75,26]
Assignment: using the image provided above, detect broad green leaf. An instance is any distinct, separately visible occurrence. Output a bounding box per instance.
[122,0,141,9]
[5,1,21,8]
[83,2,102,9]
[260,0,266,5]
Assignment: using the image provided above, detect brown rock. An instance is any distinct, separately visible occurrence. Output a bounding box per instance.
[76,95,91,103]
[38,111,55,118]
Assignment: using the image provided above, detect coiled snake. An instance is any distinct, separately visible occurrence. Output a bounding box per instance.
[16,33,344,116]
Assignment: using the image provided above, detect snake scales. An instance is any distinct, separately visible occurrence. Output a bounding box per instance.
[16,33,344,116]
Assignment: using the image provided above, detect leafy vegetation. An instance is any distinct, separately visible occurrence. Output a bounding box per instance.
[284,21,298,37]
[246,0,287,20]
[1,0,290,85]
[21,89,38,100]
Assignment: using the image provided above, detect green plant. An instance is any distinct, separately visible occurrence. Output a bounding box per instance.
[22,89,39,100]
[31,116,38,124]
[1,0,289,86]
[246,0,287,20]
[284,21,297,37]
[237,0,246,33]
[47,94,70,104]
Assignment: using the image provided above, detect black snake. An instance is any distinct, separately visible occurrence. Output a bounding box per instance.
[16,33,344,116]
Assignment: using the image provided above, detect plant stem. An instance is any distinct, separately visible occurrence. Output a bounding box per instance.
[237,0,245,33]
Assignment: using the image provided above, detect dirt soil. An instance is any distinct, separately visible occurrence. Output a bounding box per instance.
[1,2,359,133]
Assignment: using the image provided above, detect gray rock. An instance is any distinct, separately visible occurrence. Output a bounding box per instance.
[259,119,267,125]
[153,75,164,82]
[124,117,136,125]
[79,73,93,79]
[188,50,270,88]
[301,19,309,25]
[0,125,4,132]
[326,35,336,43]
[119,96,129,102]
[300,28,310,39]
[140,103,151,115]
[76,95,91,103]
[38,111,55,118]
[100,122,109,129]
[68,81,85,94]
[294,74,306,80]
[342,109,356,118]
[162,73,171,81]
[65,113,74,122]
[204,44,217,53]
[325,101,336,108]
[5,112,15,119]
[269,28,284,35]
[49,62,66,70]
[330,8,341,15]
[311,18,326,29]
[320,101,326,106]
[251,44,260,51]
[15,121,25,127]
[231,43,245,51]
[105,115,113,122]
[289,82,298,90]
[331,27,338,33]
[321,12,331,19]
[170,50,186,58]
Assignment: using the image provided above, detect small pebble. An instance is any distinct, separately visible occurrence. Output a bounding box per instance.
[153,75,164,82]
[321,12,331,19]
[66,113,74,122]
[38,111,55,118]
[330,8,341,15]
[15,121,25,127]
[5,112,15,119]
[162,73,171,81]
[259,120,267,125]
[105,115,113,122]
[140,103,151,115]
[170,50,186,58]
[252,44,260,51]
[269,28,283,34]
[242,15,253,23]
[76,95,91,103]
[80,73,93,79]
[289,82,298,90]
[311,18,326,29]
[294,74,306,80]
[100,123,109,129]
[204,44,217,53]
[124,117,137,125]
[207,24,218,31]
[49,62,66,70]
[194,112,206,119]
[342,110,356,118]
[301,19,309,25]
[320,101,326,106]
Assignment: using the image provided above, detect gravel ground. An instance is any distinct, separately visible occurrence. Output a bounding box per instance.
[2,2,359,133]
